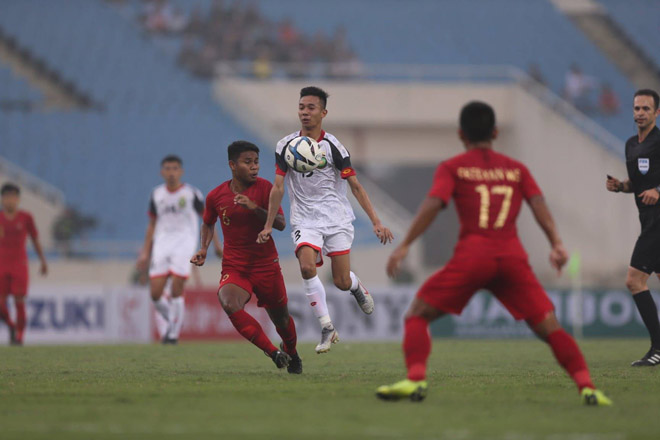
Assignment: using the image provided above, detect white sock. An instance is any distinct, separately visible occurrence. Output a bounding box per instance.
[303,275,332,328]
[169,296,185,339]
[349,271,359,292]
[153,297,171,323]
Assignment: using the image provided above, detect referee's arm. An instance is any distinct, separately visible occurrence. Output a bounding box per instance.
[605,176,633,193]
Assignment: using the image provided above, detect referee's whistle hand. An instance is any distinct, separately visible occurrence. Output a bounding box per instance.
[638,189,660,205]
[605,176,621,192]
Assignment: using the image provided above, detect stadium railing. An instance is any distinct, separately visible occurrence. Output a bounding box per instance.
[0,156,65,206]
[215,62,624,157]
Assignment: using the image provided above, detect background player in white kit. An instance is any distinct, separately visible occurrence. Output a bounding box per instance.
[137,155,218,344]
[258,86,393,353]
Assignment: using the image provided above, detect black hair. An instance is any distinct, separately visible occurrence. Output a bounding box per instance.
[228,140,260,162]
[161,155,183,166]
[300,86,329,109]
[634,89,659,110]
[459,101,496,142]
[1,183,20,195]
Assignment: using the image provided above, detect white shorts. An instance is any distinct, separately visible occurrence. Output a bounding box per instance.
[149,239,196,279]
[291,223,354,267]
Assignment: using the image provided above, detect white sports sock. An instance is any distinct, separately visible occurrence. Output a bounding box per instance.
[153,297,171,323]
[169,296,185,339]
[349,271,359,292]
[303,275,332,328]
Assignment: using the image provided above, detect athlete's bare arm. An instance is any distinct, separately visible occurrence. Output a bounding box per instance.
[234,194,285,231]
[346,175,394,245]
[527,195,568,275]
[387,196,445,278]
[190,223,215,266]
[212,228,223,259]
[257,174,286,244]
[30,234,48,276]
[137,217,156,270]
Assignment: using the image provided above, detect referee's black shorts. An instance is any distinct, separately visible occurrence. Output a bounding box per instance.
[630,214,660,274]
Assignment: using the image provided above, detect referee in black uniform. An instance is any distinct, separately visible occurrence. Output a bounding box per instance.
[607,89,660,366]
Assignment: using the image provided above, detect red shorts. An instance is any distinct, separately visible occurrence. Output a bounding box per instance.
[0,265,29,296]
[218,265,287,309]
[417,255,553,325]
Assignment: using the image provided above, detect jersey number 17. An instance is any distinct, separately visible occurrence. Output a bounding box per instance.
[475,184,513,229]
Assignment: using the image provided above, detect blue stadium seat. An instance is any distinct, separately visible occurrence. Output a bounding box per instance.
[0,0,639,250]
[598,0,660,68]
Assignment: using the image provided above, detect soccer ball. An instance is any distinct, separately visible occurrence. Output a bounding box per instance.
[284,136,325,173]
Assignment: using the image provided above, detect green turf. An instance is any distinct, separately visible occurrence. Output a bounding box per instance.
[0,339,658,440]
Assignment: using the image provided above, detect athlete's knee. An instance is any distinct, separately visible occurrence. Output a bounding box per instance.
[528,312,561,340]
[299,263,317,279]
[150,290,163,301]
[271,312,290,329]
[219,297,243,315]
[333,274,352,291]
[404,299,443,322]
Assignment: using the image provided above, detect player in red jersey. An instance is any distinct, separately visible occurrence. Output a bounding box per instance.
[376,102,612,405]
[190,141,301,373]
[0,183,48,345]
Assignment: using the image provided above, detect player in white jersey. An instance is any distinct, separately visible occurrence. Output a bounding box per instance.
[258,86,394,353]
[137,155,218,344]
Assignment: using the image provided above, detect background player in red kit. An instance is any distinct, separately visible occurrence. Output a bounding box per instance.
[0,183,48,345]
[190,141,301,373]
[377,102,612,406]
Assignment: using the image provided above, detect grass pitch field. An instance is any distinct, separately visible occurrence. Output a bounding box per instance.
[1,339,659,440]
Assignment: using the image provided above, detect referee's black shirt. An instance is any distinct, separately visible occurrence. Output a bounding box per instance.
[626,126,660,231]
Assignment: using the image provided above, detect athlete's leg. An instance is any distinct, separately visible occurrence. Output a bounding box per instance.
[167,276,187,341]
[266,306,297,356]
[298,245,332,328]
[527,311,595,391]
[219,283,277,355]
[13,295,27,343]
[330,253,373,314]
[403,298,445,381]
[0,273,13,329]
[329,253,352,291]
[150,275,171,328]
[9,271,29,344]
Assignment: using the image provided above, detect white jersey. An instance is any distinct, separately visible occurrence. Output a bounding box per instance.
[276,130,356,228]
[149,183,204,247]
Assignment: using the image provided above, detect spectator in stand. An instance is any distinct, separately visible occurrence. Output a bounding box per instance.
[133,0,359,80]
[599,83,620,115]
[563,64,598,113]
[253,48,273,80]
[143,0,187,34]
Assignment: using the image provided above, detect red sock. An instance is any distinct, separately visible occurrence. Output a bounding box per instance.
[404,316,431,381]
[546,329,594,391]
[16,302,26,334]
[228,310,277,354]
[0,297,15,329]
[275,317,298,356]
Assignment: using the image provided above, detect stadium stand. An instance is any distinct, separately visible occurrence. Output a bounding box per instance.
[0,0,645,253]
[0,0,268,247]
[0,65,42,109]
[151,0,637,139]
[597,0,660,68]
[0,0,379,254]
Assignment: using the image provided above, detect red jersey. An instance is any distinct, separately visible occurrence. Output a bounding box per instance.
[203,178,284,269]
[0,210,37,267]
[429,148,542,257]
